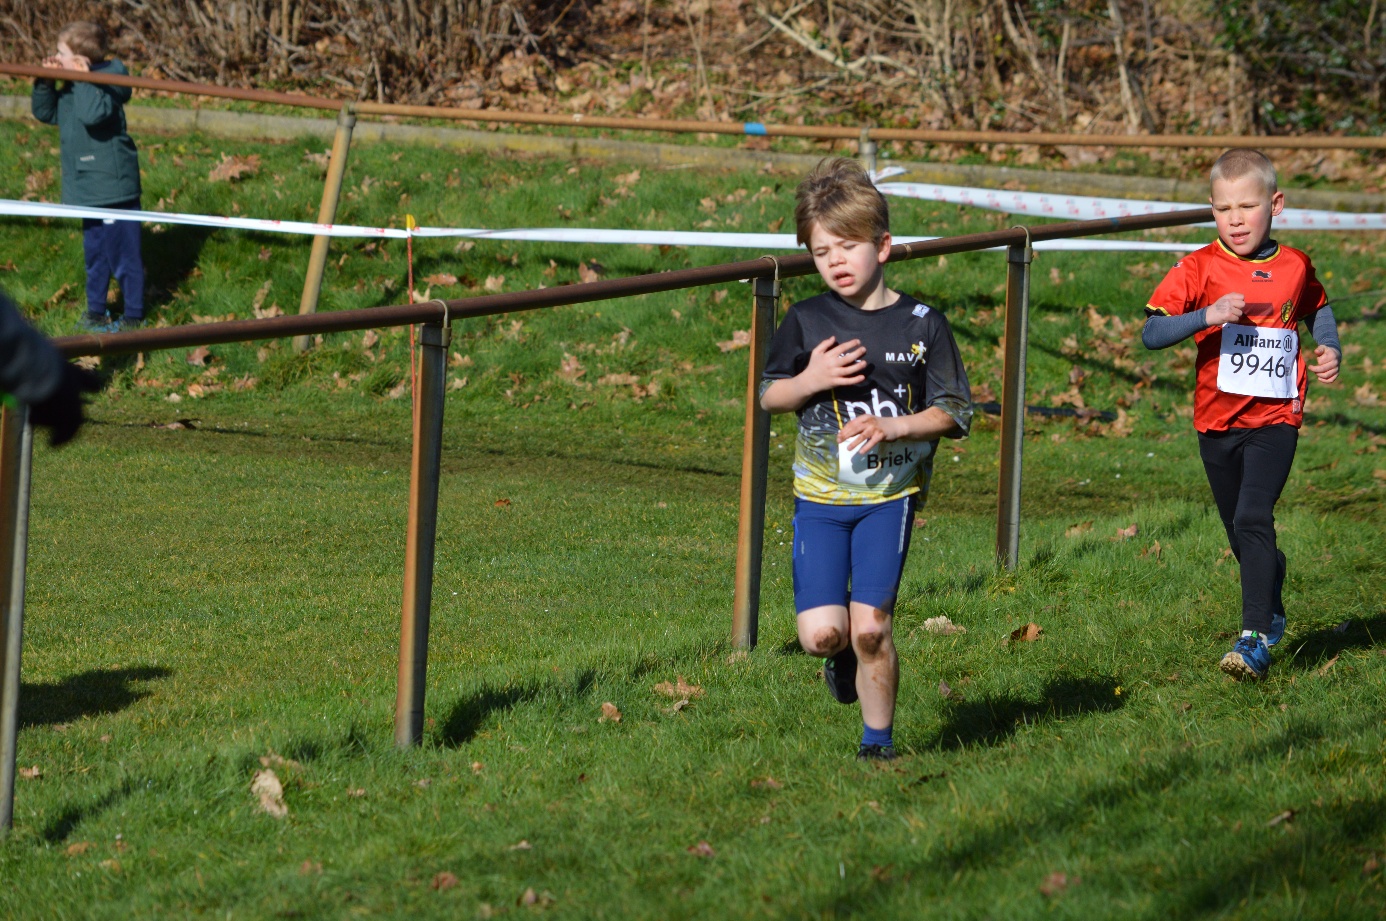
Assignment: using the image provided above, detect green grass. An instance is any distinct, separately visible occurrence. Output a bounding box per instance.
[0,118,1384,918]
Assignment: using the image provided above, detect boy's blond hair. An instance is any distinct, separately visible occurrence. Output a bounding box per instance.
[794,157,889,247]
[58,21,107,62]
[1210,148,1278,196]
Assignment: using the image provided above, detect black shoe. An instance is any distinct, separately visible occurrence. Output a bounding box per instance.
[823,647,858,704]
[857,743,897,761]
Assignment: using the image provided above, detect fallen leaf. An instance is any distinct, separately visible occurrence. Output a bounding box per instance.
[768,216,785,233]
[253,302,283,319]
[251,769,287,818]
[484,274,505,292]
[1266,809,1295,827]
[517,888,556,907]
[1039,872,1079,897]
[46,283,74,307]
[1113,523,1139,541]
[423,273,458,286]
[1141,540,1162,560]
[1008,622,1043,645]
[186,346,213,367]
[578,261,603,284]
[922,615,966,635]
[1374,469,1386,481]
[687,840,716,858]
[557,353,586,382]
[508,840,533,851]
[598,373,640,387]
[65,841,93,856]
[258,247,272,262]
[599,701,622,723]
[431,871,459,891]
[494,498,512,508]
[99,858,122,873]
[208,152,261,182]
[471,761,484,774]
[938,679,953,698]
[1316,655,1339,677]
[258,752,303,771]
[717,330,752,352]
[653,676,705,699]
[299,860,323,875]
[1064,520,1093,538]
[386,379,409,400]
[869,864,894,882]
[414,778,432,789]
[99,734,112,743]
[347,787,366,798]
[18,765,40,780]
[750,777,782,790]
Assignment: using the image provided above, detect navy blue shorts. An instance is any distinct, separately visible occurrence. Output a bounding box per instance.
[791,494,917,613]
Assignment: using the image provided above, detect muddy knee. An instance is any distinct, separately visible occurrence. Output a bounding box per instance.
[854,628,886,658]
[805,626,846,657]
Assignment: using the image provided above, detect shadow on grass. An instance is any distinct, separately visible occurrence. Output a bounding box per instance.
[19,665,172,729]
[1279,611,1386,672]
[437,669,598,747]
[42,779,134,843]
[922,674,1124,751]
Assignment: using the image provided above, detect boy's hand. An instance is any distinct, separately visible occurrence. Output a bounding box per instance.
[838,414,900,455]
[1205,293,1246,326]
[803,336,866,393]
[40,55,62,69]
[1308,344,1340,384]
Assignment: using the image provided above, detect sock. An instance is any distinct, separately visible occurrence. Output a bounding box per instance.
[1241,630,1265,644]
[861,724,893,749]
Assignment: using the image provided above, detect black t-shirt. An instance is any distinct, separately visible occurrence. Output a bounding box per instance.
[762,290,972,504]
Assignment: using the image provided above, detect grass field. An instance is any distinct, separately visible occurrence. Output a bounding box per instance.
[0,117,1384,919]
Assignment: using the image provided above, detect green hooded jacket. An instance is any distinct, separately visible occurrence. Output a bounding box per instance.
[31,59,142,207]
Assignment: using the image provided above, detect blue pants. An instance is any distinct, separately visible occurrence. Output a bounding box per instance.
[792,495,917,612]
[82,199,145,320]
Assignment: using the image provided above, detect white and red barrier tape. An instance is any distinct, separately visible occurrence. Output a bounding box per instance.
[0,197,1201,252]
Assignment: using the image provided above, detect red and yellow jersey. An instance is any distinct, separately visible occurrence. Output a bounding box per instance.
[1147,240,1327,433]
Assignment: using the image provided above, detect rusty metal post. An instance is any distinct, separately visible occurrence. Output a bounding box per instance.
[732,274,778,649]
[293,102,357,353]
[394,320,450,747]
[0,406,34,835]
[996,234,1033,570]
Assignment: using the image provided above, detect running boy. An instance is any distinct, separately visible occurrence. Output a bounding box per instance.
[760,158,972,759]
[32,20,147,331]
[1142,148,1341,681]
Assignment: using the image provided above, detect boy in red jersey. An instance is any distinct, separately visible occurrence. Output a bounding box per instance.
[1143,149,1341,681]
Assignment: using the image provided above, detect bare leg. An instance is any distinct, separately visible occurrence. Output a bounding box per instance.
[797,604,850,657]
[850,601,897,730]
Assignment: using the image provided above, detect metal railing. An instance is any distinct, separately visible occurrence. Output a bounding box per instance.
[0,204,1215,836]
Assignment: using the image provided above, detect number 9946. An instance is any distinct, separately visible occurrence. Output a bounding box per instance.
[1229,352,1289,378]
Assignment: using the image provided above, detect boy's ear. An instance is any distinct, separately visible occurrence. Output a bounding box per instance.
[1270,190,1285,216]
[875,232,893,264]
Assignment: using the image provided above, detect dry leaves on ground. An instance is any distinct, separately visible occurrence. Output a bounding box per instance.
[1039,872,1080,897]
[18,765,40,780]
[1112,523,1140,541]
[484,275,505,292]
[717,330,751,352]
[1008,622,1043,645]
[750,777,782,790]
[687,841,716,857]
[653,676,705,699]
[1065,521,1093,538]
[518,888,556,907]
[186,346,213,367]
[423,272,459,286]
[208,153,261,182]
[251,769,287,818]
[599,701,622,723]
[1267,809,1296,827]
[1317,654,1340,677]
[431,871,459,891]
[578,261,603,284]
[922,615,966,635]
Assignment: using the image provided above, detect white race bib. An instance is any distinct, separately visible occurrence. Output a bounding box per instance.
[1216,324,1298,399]
[836,439,931,488]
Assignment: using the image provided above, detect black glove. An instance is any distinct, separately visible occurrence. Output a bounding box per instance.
[28,363,102,447]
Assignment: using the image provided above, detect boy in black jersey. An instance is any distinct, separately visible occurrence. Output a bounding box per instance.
[760,158,972,760]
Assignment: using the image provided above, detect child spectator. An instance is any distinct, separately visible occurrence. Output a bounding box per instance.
[760,158,972,760]
[31,20,146,331]
[1142,148,1341,681]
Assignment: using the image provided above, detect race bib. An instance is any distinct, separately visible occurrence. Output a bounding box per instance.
[1217,324,1298,399]
[837,438,931,488]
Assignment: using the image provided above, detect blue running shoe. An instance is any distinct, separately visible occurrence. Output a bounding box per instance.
[76,312,114,334]
[1220,634,1271,681]
[1266,612,1286,648]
